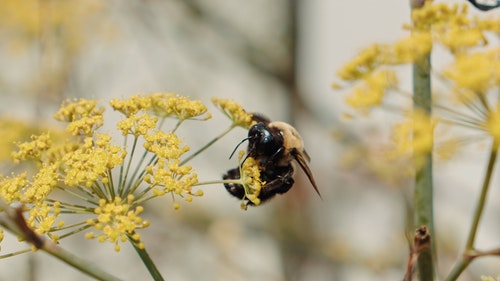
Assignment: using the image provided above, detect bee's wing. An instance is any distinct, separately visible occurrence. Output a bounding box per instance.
[302,148,311,162]
[250,113,271,125]
[293,149,321,199]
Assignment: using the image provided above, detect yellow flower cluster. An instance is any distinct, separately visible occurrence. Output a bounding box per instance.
[142,130,201,208]
[149,93,211,121]
[0,118,35,161]
[345,70,397,108]
[0,92,255,255]
[386,32,432,64]
[21,163,58,203]
[410,2,493,53]
[110,95,153,117]
[85,196,148,252]
[145,157,200,203]
[230,151,265,210]
[337,34,430,109]
[390,110,436,169]
[240,157,264,209]
[62,135,125,187]
[117,114,158,137]
[444,49,500,96]
[0,173,26,203]
[111,93,211,121]
[53,99,104,136]
[337,1,500,110]
[12,133,52,163]
[144,131,189,159]
[27,202,63,238]
[336,0,500,179]
[212,98,255,129]
[0,0,105,54]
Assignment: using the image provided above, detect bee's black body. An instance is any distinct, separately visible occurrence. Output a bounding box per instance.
[223,115,320,206]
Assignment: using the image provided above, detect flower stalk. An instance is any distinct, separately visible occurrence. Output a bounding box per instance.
[444,140,499,281]
[412,54,435,280]
[128,233,164,281]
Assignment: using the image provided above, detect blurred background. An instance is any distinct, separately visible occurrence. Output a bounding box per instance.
[1,0,500,280]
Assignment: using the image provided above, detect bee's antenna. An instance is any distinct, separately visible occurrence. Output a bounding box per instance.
[229,137,250,159]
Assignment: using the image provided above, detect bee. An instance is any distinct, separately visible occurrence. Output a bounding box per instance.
[223,115,321,206]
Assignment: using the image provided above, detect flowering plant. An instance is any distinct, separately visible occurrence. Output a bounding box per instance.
[0,93,260,280]
[336,1,500,280]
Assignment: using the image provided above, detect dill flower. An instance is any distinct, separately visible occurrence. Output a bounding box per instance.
[111,93,211,121]
[12,133,52,163]
[149,93,211,121]
[21,163,58,203]
[0,173,26,203]
[85,196,148,252]
[110,95,153,117]
[116,114,158,137]
[337,44,381,81]
[345,69,398,108]
[212,97,255,129]
[27,202,63,237]
[444,49,500,96]
[337,1,500,178]
[62,135,125,187]
[389,110,436,170]
[0,92,256,259]
[223,150,265,210]
[0,118,36,161]
[53,98,104,136]
[240,156,264,208]
[385,32,432,64]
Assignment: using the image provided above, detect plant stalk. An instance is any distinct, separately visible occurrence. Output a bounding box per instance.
[444,141,499,281]
[129,236,165,281]
[413,54,435,280]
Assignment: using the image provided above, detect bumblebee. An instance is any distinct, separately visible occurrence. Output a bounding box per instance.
[223,115,321,206]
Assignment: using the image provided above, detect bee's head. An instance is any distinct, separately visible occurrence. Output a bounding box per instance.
[247,122,283,158]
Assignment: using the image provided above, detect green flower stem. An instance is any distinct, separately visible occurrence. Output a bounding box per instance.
[181,125,236,165]
[41,240,122,281]
[119,136,140,196]
[195,179,241,186]
[413,54,435,281]
[0,249,32,259]
[128,236,164,281]
[444,141,499,281]
[465,142,498,249]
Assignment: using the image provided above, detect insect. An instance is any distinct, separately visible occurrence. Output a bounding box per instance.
[223,115,321,206]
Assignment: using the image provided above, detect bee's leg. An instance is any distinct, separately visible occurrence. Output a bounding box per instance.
[223,167,245,200]
[257,168,294,203]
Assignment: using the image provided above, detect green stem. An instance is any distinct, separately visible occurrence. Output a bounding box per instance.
[444,141,498,281]
[194,179,241,186]
[413,54,435,280]
[41,241,122,281]
[465,142,498,249]
[119,136,139,196]
[180,125,236,165]
[129,237,164,281]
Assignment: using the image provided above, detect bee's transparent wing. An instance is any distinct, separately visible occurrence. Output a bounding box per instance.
[294,150,321,199]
